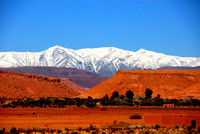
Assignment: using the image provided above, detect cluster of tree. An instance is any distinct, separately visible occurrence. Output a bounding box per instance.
[100,90,135,106]
[1,88,200,108]
[1,97,98,108]
[100,88,162,106]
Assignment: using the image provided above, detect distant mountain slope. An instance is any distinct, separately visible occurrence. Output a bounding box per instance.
[0,70,80,98]
[79,70,200,99]
[60,78,88,93]
[0,66,108,88]
[1,45,200,77]
[156,66,200,70]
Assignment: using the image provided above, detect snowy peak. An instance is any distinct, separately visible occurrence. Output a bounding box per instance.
[46,45,75,55]
[76,47,123,57]
[136,48,148,53]
[0,45,200,77]
[136,48,160,56]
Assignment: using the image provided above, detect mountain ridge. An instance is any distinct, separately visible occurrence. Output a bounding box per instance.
[1,45,200,77]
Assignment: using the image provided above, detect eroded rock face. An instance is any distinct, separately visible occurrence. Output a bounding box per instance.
[79,70,200,99]
[0,70,80,99]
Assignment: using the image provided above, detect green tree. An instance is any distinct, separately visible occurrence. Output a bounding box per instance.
[153,94,164,106]
[145,88,153,99]
[10,127,18,133]
[111,91,119,99]
[110,91,120,106]
[125,90,134,100]
[88,96,93,100]
[84,100,96,107]
[101,94,109,106]
[154,98,164,106]
[157,94,161,99]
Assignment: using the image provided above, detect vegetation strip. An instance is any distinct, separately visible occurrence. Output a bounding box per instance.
[1,124,200,134]
[1,89,200,108]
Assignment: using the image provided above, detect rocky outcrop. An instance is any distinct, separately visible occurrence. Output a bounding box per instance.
[79,70,200,99]
[0,70,80,99]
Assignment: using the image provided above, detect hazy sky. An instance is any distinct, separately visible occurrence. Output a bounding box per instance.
[0,0,200,57]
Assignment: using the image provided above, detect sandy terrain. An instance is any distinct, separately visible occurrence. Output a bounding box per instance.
[0,107,200,130]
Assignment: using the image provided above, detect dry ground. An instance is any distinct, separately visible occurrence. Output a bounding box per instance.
[1,107,200,131]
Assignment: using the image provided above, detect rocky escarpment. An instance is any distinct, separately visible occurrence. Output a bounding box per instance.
[79,70,200,99]
[0,70,80,99]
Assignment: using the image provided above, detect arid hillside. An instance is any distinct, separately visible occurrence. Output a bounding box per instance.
[79,70,200,99]
[0,70,80,98]
[0,66,108,88]
[61,78,88,93]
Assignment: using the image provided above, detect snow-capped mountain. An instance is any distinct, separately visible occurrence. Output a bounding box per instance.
[1,45,200,76]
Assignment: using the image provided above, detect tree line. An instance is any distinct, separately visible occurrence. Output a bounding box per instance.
[1,88,200,108]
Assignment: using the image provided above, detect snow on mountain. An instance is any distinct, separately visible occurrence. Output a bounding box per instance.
[1,45,200,77]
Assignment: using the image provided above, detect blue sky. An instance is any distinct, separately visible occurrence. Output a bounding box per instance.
[0,0,200,57]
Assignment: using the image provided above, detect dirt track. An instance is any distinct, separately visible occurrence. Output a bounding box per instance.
[0,107,200,130]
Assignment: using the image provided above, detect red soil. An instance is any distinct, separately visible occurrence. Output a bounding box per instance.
[0,108,199,130]
[0,66,108,88]
[79,70,200,98]
[0,70,79,98]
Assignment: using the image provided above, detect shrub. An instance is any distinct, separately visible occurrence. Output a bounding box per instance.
[17,128,25,132]
[32,127,43,132]
[85,100,96,107]
[174,125,179,129]
[187,125,193,131]
[89,124,96,130]
[10,127,18,133]
[57,129,62,133]
[2,104,8,108]
[0,128,5,134]
[181,124,185,128]
[154,124,160,129]
[71,132,78,134]
[65,127,69,131]
[100,108,107,111]
[129,114,142,119]
[197,126,200,132]
[77,127,82,131]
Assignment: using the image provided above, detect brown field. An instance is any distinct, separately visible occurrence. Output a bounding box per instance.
[0,107,200,130]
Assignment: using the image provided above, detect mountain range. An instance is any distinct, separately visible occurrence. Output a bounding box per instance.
[1,45,200,77]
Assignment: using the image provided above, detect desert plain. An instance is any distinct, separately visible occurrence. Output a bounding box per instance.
[1,107,200,130]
